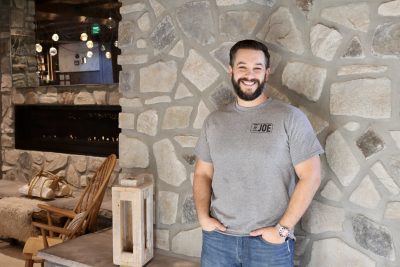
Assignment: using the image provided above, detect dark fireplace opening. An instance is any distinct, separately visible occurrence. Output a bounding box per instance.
[15,105,121,157]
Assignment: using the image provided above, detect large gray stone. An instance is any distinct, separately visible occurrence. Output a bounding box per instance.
[308,238,375,267]
[162,106,193,129]
[372,22,400,56]
[378,0,400,16]
[356,129,385,159]
[216,0,247,5]
[66,164,80,187]
[176,1,215,45]
[74,92,95,104]
[352,214,394,259]
[119,3,146,14]
[118,113,135,130]
[137,110,158,136]
[193,101,210,129]
[155,229,170,250]
[343,37,364,58]
[182,49,219,92]
[349,175,381,209]
[219,11,260,38]
[384,202,400,220]
[173,136,199,148]
[390,131,400,149]
[310,24,342,61]
[118,20,134,47]
[330,78,391,119]
[153,139,187,187]
[145,96,171,105]
[257,7,304,55]
[118,70,135,97]
[388,154,400,179]
[150,15,176,51]
[118,134,149,168]
[370,161,399,195]
[45,153,68,172]
[70,155,87,173]
[337,65,387,76]
[137,12,151,32]
[140,61,177,93]
[211,42,234,71]
[169,40,184,58]
[117,53,148,65]
[149,0,165,17]
[325,131,360,186]
[301,201,345,234]
[282,62,326,102]
[182,195,197,224]
[158,191,179,225]
[171,227,202,257]
[321,3,370,32]
[320,180,341,201]
[174,83,193,100]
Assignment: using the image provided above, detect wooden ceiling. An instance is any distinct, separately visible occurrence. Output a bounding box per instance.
[35,0,121,43]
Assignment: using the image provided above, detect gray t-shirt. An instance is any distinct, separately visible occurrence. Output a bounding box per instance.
[195,98,324,235]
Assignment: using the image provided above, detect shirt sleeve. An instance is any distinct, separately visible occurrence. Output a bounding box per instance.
[287,108,324,166]
[194,118,213,163]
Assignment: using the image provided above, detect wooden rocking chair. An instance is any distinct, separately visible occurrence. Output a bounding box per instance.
[22,154,117,267]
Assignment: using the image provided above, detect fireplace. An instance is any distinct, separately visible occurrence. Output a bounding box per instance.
[15,105,121,157]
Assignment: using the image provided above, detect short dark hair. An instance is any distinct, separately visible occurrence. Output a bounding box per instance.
[229,39,270,68]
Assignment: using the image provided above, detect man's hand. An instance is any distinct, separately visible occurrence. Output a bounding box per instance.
[250,226,285,244]
[200,216,227,232]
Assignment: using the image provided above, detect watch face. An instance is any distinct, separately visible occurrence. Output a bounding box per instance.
[279,226,289,237]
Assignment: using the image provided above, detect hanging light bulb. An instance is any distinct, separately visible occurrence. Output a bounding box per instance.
[105,16,116,30]
[100,44,106,51]
[86,50,93,58]
[35,43,43,53]
[105,51,112,59]
[86,40,94,49]
[114,40,118,47]
[52,33,59,42]
[80,32,88,41]
[49,47,57,56]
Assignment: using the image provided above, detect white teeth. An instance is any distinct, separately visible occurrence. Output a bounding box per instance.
[242,80,255,85]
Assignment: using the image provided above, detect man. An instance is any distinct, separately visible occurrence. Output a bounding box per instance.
[193,39,324,267]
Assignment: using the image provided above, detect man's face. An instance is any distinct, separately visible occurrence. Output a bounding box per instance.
[229,49,270,101]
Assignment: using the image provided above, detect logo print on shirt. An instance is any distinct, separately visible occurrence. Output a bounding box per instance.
[250,123,273,133]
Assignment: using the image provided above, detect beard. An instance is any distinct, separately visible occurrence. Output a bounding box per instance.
[231,75,266,101]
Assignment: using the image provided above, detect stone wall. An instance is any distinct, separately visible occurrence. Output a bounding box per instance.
[117,0,400,266]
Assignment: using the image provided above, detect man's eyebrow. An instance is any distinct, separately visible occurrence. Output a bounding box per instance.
[236,61,264,66]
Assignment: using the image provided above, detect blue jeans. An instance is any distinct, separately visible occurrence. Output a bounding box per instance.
[201,230,294,267]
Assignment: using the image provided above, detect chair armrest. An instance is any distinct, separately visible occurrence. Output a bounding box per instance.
[37,204,76,219]
[31,221,72,236]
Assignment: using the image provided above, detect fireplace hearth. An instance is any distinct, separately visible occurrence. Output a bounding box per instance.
[15,105,121,157]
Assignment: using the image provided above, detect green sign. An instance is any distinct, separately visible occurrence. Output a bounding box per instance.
[91,23,100,35]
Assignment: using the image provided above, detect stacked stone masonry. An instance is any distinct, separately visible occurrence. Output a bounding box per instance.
[2,0,400,266]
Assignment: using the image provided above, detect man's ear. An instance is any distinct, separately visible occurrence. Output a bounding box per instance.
[228,65,233,78]
[265,67,271,80]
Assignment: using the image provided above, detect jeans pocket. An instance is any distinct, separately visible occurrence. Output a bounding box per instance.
[258,236,286,246]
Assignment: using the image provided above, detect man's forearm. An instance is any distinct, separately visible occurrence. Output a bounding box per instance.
[279,177,320,229]
[279,156,321,229]
[193,174,213,222]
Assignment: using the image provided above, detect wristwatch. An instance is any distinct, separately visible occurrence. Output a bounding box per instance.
[276,223,295,240]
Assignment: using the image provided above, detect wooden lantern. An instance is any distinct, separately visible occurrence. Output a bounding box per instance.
[112,176,154,266]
